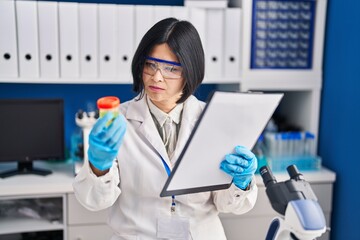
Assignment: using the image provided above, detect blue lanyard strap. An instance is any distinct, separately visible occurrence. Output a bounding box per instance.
[161,158,176,207]
[161,158,171,176]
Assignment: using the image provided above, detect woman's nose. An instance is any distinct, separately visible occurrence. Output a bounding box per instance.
[152,69,164,82]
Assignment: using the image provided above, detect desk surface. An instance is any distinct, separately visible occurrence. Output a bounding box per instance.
[0,161,75,197]
[0,161,336,197]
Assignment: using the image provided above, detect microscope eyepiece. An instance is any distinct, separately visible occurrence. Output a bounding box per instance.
[94,109,100,119]
[287,165,304,181]
[76,109,84,119]
[260,166,277,187]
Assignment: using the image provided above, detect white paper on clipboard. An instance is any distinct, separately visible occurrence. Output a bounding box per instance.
[160,91,283,197]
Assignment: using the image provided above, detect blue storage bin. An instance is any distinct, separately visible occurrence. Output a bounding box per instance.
[267,155,321,172]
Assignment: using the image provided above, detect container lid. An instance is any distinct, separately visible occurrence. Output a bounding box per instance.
[97,96,120,109]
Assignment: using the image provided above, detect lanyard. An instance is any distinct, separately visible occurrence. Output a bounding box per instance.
[161,157,176,213]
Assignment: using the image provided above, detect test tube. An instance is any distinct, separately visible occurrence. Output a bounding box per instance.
[293,132,302,156]
[278,132,287,156]
[304,131,316,156]
[288,132,294,156]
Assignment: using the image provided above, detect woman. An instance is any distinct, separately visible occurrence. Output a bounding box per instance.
[73,18,258,240]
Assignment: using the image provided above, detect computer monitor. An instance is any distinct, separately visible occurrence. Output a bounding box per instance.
[0,99,65,178]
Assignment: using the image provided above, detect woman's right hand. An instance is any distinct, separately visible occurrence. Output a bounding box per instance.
[88,112,127,171]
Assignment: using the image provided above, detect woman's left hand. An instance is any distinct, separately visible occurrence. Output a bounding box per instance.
[220,145,258,190]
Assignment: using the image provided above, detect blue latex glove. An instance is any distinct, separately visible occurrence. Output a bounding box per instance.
[220,145,258,190]
[88,112,127,171]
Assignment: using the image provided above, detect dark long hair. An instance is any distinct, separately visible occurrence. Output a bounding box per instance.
[131,18,205,103]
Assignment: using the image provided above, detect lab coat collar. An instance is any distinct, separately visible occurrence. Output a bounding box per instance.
[125,95,148,122]
[125,95,169,164]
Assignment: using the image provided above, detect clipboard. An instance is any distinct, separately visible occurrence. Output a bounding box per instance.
[160,91,283,197]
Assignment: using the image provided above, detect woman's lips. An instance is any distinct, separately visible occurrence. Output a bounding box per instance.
[149,85,165,92]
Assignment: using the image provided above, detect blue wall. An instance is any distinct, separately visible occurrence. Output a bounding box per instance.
[319,0,360,239]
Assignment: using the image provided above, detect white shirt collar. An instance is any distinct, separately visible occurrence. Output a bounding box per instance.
[147,95,183,126]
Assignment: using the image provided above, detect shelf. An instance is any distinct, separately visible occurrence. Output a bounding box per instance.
[0,191,65,237]
[0,75,132,84]
[0,216,64,235]
[240,76,322,91]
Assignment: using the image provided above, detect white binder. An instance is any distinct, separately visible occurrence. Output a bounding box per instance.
[189,7,207,53]
[171,6,189,21]
[118,5,135,83]
[0,0,18,78]
[16,0,39,78]
[99,4,118,78]
[79,3,98,78]
[205,9,224,80]
[154,5,172,23]
[38,1,59,78]
[224,8,241,78]
[135,5,154,47]
[59,2,79,78]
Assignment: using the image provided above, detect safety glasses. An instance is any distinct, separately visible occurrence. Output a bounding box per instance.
[143,56,183,79]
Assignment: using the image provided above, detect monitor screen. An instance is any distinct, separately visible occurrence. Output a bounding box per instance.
[0,99,64,178]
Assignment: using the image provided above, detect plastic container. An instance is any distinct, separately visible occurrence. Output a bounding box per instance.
[261,130,321,173]
[267,155,321,172]
[97,96,120,118]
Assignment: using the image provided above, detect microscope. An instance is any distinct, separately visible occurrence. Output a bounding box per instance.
[259,165,327,240]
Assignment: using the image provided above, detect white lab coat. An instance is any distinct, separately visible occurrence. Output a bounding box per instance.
[73,94,258,240]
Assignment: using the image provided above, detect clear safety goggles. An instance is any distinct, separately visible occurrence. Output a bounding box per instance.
[143,56,183,79]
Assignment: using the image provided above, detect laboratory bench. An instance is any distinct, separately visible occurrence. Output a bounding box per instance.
[0,161,335,240]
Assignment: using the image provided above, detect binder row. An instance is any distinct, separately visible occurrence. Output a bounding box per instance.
[0,1,242,83]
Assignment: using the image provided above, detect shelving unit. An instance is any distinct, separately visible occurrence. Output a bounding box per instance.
[0,162,73,240]
[0,212,64,235]
[229,3,333,237]
[236,0,328,153]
